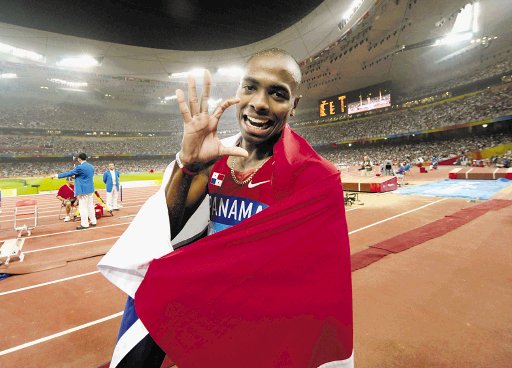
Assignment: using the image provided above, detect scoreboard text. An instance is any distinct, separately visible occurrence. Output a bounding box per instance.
[319,95,347,118]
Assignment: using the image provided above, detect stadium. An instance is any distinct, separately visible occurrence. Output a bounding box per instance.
[0,0,511,367]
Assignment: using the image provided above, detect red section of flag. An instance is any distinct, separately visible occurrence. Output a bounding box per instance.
[135,126,353,367]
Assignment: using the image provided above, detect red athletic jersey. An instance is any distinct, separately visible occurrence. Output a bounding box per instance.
[56,184,75,199]
[207,156,274,235]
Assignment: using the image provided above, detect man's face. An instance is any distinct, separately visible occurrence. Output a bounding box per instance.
[109,164,115,170]
[236,54,300,145]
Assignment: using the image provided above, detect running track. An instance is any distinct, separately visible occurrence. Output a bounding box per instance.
[1,168,511,367]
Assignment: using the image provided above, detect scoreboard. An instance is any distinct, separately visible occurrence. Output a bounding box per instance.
[319,95,347,117]
[319,81,392,118]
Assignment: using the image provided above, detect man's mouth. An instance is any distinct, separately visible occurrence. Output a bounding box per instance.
[243,115,273,130]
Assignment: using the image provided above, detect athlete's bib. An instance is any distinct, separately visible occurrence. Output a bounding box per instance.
[207,156,274,235]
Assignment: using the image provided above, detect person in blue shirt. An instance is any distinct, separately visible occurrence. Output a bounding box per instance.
[103,162,121,210]
[54,153,97,230]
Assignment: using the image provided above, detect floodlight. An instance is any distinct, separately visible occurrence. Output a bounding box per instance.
[0,73,17,79]
[56,55,100,68]
[49,78,88,88]
[472,2,480,33]
[342,0,363,20]
[170,68,206,79]
[0,42,44,62]
[435,31,473,46]
[217,66,244,77]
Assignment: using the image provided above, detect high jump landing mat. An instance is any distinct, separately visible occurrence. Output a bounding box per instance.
[341,174,398,193]
[449,167,512,180]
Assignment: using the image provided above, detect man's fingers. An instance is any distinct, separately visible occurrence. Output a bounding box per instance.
[176,89,192,123]
[187,74,199,116]
[200,70,211,113]
[219,145,249,158]
[212,97,241,120]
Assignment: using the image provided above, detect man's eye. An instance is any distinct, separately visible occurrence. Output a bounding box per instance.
[243,85,256,91]
[272,91,287,99]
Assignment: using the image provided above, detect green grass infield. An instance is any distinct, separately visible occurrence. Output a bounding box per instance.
[0,172,164,196]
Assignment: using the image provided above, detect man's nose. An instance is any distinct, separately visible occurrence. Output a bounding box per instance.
[249,90,269,113]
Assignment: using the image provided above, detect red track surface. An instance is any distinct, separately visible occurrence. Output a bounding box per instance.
[1,166,511,367]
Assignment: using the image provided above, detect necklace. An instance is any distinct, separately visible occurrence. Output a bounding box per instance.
[230,156,270,185]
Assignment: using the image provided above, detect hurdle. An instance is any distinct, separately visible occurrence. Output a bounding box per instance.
[14,199,38,237]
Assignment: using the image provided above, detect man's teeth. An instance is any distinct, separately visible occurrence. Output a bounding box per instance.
[246,116,271,129]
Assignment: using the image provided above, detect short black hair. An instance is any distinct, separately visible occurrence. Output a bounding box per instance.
[78,153,87,160]
[246,48,302,88]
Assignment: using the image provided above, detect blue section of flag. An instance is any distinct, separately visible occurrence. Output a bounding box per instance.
[208,221,232,235]
[117,296,138,341]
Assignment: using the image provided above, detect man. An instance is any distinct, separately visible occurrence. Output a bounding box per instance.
[359,155,372,176]
[99,49,353,368]
[103,162,121,210]
[56,176,77,222]
[54,153,97,230]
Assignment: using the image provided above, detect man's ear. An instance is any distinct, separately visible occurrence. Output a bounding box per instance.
[290,95,302,117]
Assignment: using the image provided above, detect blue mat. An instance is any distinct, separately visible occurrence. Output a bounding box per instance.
[396,178,511,200]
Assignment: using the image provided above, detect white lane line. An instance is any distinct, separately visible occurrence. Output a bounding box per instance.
[0,203,144,223]
[0,271,100,296]
[4,221,133,240]
[0,188,158,205]
[348,198,448,235]
[345,207,360,212]
[0,311,123,356]
[25,236,120,254]
[0,197,450,356]
[0,199,149,218]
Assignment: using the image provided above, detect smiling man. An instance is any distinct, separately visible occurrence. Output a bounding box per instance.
[165,49,303,236]
[101,49,353,368]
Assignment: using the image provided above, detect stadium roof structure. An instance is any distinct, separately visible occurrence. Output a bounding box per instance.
[0,0,511,110]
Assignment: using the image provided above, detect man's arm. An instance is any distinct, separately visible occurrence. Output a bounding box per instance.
[165,160,210,238]
[55,166,80,179]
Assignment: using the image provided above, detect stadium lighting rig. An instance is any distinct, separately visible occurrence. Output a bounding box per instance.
[56,55,101,68]
[169,68,206,79]
[0,42,45,62]
[217,66,244,77]
[169,66,244,79]
[48,78,88,88]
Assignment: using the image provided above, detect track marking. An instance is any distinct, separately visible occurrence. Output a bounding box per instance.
[25,236,121,254]
[0,221,132,241]
[0,311,123,356]
[0,197,449,358]
[0,201,148,220]
[348,198,448,235]
[0,271,100,296]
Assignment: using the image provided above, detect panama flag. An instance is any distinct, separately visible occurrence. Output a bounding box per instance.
[210,172,225,187]
[99,128,353,367]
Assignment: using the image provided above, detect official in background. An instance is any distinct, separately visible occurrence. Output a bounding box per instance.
[54,152,97,230]
[103,162,121,210]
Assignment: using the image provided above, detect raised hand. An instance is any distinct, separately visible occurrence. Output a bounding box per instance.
[176,70,247,170]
